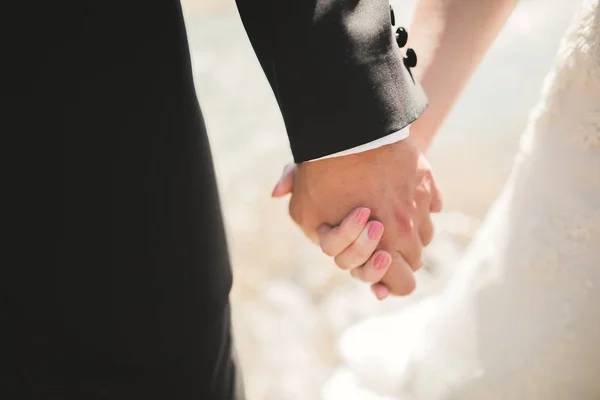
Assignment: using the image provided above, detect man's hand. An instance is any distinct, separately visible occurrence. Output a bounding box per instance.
[272,138,442,296]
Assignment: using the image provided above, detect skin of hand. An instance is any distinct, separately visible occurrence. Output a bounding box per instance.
[317,207,394,300]
[272,138,441,296]
[272,0,518,297]
[274,175,405,299]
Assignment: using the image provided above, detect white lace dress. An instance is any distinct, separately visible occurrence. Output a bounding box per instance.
[325,0,600,398]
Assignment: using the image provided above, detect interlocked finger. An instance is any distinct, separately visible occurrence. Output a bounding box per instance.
[318,207,371,257]
[350,250,392,284]
[335,221,384,270]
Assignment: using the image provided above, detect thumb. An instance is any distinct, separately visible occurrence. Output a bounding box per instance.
[271,163,296,198]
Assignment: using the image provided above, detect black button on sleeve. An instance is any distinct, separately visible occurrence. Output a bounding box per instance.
[404,48,417,68]
[395,27,408,48]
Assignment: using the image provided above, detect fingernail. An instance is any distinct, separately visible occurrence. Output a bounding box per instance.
[374,253,388,270]
[356,208,371,225]
[367,222,383,240]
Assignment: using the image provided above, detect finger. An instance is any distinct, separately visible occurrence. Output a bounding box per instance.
[271,163,296,198]
[379,252,417,296]
[335,220,384,270]
[429,173,443,213]
[393,206,423,271]
[350,250,391,284]
[414,186,434,248]
[319,207,371,257]
[401,234,423,271]
[415,176,432,215]
[419,215,435,247]
[370,283,390,301]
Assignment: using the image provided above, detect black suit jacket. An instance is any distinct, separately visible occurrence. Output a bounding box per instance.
[5,0,425,397]
[236,0,427,162]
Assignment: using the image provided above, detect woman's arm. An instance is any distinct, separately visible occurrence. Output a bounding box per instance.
[407,0,519,151]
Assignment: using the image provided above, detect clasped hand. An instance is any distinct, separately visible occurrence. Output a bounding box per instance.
[272,139,442,299]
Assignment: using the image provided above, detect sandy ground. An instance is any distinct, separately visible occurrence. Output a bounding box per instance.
[178,1,580,399]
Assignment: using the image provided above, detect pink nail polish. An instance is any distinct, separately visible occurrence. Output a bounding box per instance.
[374,253,388,270]
[356,208,370,225]
[367,222,382,240]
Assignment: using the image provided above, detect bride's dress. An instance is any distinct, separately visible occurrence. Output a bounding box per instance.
[325,0,600,398]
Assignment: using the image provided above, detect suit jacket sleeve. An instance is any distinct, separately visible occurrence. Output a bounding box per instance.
[235,0,428,163]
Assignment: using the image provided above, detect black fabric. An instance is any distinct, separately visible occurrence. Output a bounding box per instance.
[7,1,238,398]
[8,303,242,399]
[235,0,428,162]
[4,0,425,398]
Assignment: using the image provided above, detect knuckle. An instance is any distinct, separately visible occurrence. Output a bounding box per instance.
[340,214,360,232]
[356,247,373,263]
[341,229,358,246]
[422,226,434,247]
[350,267,362,281]
[410,256,423,271]
[362,270,381,284]
[425,169,434,182]
[422,232,433,247]
[414,246,423,262]
[334,256,351,271]
[390,274,416,296]
[387,278,416,296]
[422,165,434,181]
[415,184,433,207]
[400,279,417,295]
[434,192,443,212]
[394,204,415,235]
[349,241,373,265]
[321,244,337,257]
[345,260,362,271]
[408,247,423,271]
[412,261,423,272]
[288,198,300,224]
[414,187,427,203]
[335,261,347,271]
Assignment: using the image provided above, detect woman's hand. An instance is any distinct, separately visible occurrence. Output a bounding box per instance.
[273,164,397,300]
[317,206,394,300]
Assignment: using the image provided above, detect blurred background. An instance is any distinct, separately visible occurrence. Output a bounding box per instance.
[179,1,581,399]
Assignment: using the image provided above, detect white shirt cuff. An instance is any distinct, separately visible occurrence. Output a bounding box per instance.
[309,125,410,161]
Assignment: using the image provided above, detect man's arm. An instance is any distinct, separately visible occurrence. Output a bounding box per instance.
[235,0,427,162]
[236,0,441,296]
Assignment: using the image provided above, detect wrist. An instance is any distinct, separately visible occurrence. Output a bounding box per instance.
[298,136,420,178]
[406,110,439,152]
[309,127,411,162]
